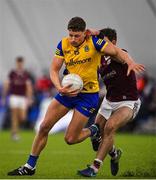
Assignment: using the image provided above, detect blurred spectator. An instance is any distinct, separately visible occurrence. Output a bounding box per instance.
[35,71,53,93]
[35,71,55,102]
[24,71,56,128]
[2,56,33,140]
[134,78,156,133]
[0,82,6,129]
[136,72,149,98]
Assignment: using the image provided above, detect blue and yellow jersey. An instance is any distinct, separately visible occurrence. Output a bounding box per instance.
[55,36,108,93]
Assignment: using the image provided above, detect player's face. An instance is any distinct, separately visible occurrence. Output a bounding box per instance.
[68,30,86,47]
[16,61,24,70]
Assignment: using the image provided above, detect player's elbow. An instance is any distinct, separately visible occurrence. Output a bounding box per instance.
[103,43,117,57]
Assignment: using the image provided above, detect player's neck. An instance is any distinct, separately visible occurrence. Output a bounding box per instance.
[74,38,86,48]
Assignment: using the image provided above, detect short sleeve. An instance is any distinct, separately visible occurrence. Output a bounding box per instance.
[55,41,64,58]
[92,36,108,52]
[8,71,14,80]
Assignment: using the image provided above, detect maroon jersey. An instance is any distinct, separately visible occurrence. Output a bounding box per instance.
[99,55,139,102]
[9,70,30,96]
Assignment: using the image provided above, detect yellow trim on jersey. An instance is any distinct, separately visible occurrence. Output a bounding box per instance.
[55,54,64,59]
[101,41,108,52]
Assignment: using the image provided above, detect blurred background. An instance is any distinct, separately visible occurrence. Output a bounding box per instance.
[0,0,156,134]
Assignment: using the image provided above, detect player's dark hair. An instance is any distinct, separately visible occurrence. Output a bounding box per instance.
[99,27,117,42]
[68,17,86,31]
[16,56,24,62]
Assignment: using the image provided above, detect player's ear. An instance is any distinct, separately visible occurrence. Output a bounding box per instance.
[84,30,90,39]
[112,40,116,45]
[85,29,91,36]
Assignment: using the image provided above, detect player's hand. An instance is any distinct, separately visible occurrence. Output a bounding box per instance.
[127,62,145,76]
[86,29,99,36]
[59,84,80,97]
[66,88,80,97]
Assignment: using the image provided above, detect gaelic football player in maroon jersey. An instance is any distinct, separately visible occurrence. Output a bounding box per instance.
[78,28,141,177]
[2,56,33,140]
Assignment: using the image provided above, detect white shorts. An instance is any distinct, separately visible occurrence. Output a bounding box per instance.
[98,97,141,120]
[9,95,27,110]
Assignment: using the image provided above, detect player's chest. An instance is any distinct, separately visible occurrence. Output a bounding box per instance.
[63,44,96,61]
[12,73,26,83]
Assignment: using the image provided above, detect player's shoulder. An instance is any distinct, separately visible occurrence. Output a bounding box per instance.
[9,69,15,75]
[61,36,69,43]
[57,37,69,45]
[56,37,68,52]
[90,35,107,51]
[61,37,71,48]
[91,35,103,41]
[61,36,68,41]
[8,69,17,79]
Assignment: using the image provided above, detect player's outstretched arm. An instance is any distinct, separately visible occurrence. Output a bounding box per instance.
[87,28,145,75]
[102,41,145,75]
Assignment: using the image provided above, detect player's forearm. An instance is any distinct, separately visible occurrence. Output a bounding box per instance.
[50,56,64,92]
[50,70,62,92]
[2,81,9,98]
[26,82,33,98]
[115,47,135,65]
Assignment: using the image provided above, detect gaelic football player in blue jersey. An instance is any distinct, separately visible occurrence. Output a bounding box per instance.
[8,17,144,176]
